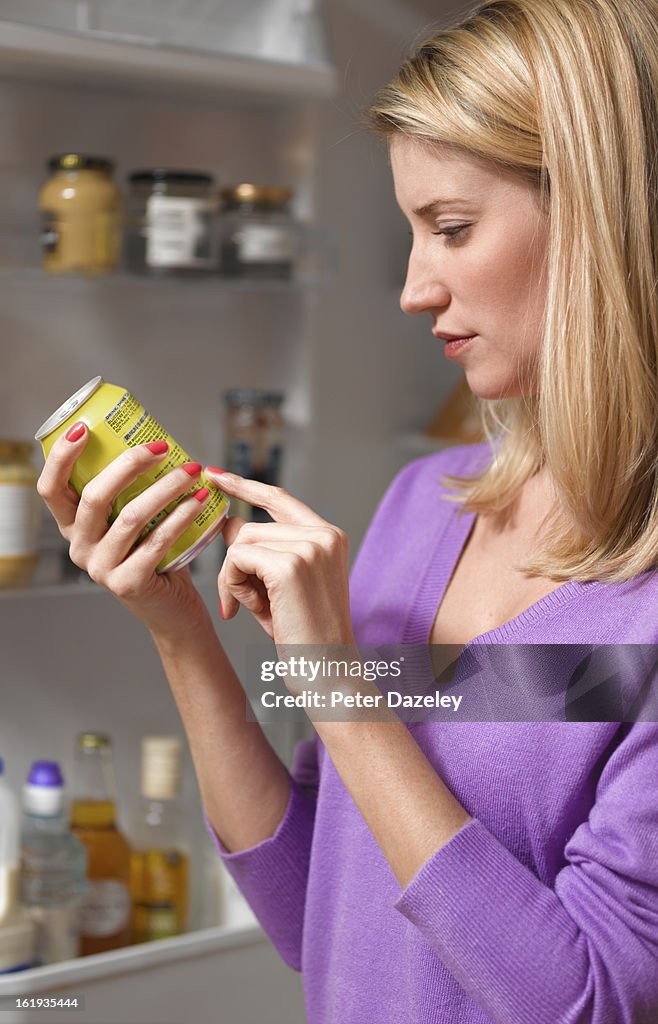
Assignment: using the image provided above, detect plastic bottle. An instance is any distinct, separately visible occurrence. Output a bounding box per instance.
[0,758,36,973]
[70,733,132,955]
[20,761,87,964]
[130,737,190,942]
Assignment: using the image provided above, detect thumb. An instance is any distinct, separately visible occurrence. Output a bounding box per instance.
[221,514,248,547]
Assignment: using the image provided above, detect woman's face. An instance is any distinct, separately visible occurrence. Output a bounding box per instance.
[391,136,549,399]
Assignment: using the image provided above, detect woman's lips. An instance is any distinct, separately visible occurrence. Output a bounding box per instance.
[443,335,477,358]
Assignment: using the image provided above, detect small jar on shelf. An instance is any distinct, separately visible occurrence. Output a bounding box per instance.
[0,441,41,588]
[218,184,301,280]
[39,154,122,275]
[223,389,285,523]
[125,169,219,276]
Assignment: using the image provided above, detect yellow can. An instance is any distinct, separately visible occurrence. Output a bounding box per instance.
[34,377,229,573]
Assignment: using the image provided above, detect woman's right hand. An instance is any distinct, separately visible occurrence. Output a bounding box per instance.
[36,421,216,639]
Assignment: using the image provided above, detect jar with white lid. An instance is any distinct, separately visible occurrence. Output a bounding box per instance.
[0,441,40,588]
[218,185,301,280]
[125,169,218,275]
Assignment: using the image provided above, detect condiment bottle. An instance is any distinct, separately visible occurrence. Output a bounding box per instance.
[218,185,299,279]
[0,441,41,588]
[130,737,189,943]
[70,734,132,956]
[39,154,122,275]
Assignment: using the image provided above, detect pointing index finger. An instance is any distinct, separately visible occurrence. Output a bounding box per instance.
[205,468,326,526]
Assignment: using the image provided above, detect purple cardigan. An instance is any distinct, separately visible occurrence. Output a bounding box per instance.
[206,444,658,1023]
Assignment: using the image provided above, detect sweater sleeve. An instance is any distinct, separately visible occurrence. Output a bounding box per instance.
[394,722,658,1024]
[203,733,320,971]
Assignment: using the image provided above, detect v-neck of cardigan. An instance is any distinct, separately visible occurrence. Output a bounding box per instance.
[400,499,605,648]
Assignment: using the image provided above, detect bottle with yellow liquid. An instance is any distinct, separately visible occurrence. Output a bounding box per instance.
[130,737,189,943]
[70,734,132,956]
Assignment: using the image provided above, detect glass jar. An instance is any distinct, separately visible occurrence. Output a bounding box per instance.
[223,389,285,523]
[0,441,41,587]
[39,154,122,275]
[218,185,300,280]
[126,170,218,275]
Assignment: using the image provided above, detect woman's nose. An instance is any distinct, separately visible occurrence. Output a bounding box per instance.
[399,254,449,316]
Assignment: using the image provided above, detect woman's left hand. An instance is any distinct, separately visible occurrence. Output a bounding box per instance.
[206,468,356,648]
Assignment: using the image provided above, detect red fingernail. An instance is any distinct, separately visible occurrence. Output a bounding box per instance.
[206,466,226,475]
[65,422,85,443]
[182,461,202,477]
[146,441,169,454]
[194,487,210,503]
[219,597,225,620]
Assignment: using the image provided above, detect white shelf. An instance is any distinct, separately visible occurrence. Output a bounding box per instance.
[0,19,338,103]
[0,266,326,293]
[0,922,262,995]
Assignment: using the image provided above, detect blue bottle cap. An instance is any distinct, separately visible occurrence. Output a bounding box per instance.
[26,761,64,788]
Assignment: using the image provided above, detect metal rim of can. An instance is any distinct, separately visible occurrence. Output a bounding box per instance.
[34,376,105,442]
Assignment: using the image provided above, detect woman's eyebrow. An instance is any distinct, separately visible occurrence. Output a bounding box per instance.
[413,197,479,217]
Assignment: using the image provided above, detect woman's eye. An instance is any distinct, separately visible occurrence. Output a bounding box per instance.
[431,224,471,244]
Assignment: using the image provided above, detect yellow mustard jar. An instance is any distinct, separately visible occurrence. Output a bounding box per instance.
[39,154,122,275]
[0,441,40,587]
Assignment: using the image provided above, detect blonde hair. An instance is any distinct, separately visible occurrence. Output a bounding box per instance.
[370,0,658,583]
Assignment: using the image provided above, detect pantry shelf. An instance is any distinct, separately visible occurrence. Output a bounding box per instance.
[0,266,329,292]
[0,19,338,103]
[0,921,262,996]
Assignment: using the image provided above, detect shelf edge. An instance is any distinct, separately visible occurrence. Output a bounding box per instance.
[0,20,339,101]
[0,923,264,995]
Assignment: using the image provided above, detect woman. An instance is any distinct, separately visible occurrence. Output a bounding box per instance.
[37,0,658,1021]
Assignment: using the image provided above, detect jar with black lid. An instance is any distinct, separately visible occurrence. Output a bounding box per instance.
[126,169,218,275]
[218,185,300,280]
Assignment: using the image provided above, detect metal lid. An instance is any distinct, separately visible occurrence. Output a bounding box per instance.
[48,154,115,173]
[224,388,285,407]
[0,440,34,460]
[76,732,112,751]
[35,376,104,442]
[220,184,293,207]
[129,169,215,186]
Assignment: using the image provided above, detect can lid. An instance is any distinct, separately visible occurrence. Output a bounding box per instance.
[220,184,292,206]
[0,441,34,461]
[48,154,114,173]
[129,168,215,186]
[34,376,104,442]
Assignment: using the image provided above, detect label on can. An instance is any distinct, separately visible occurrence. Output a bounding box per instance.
[37,379,230,572]
[0,483,40,557]
[80,880,131,938]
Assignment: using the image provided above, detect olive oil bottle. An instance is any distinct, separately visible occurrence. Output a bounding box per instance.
[70,733,132,956]
[129,737,189,943]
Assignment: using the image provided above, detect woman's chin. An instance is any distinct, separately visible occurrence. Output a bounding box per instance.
[463,374,532,402]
